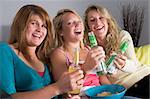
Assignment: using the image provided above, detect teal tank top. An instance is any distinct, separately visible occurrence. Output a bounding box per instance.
[0,42,53,94]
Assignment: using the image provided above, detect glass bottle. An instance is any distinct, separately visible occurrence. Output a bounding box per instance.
[88,31,107,75]
[106,39,130,74]
[68,48,80,95]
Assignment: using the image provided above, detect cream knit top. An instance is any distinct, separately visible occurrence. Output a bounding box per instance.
[107,30,150,89]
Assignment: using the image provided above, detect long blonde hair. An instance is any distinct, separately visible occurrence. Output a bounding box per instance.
[84,5,121,57]
[53,9,83,47]
[9,4,54,63]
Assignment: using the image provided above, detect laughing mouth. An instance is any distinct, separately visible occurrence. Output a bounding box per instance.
[32,33,41,39]
[96,26,104,31]
[75,31,82,35]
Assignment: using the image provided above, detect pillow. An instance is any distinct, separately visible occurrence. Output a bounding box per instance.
[134,45,150,65]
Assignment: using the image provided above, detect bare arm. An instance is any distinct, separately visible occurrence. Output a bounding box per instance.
[11,70,84,99]
[11,83,60,99]
[50,48,68,81]
[99,75,111,85]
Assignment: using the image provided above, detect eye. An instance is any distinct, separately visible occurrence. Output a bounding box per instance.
[99,17,104,20]
[42,24,47,29]
[31,21,39,27]
[89,18,95,22]
[31,21,36,25]
[67,22,72,25]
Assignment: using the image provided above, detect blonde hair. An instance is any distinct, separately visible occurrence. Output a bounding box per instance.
[9,4,54,63]
[84,5,121,57]
[53,9,83,47]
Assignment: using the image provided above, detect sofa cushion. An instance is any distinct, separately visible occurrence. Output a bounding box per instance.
[134,45,150,65]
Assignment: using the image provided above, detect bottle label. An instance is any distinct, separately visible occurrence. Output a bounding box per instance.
[88,32,98,48]
[107,63,117,74]
[120,40,130,53]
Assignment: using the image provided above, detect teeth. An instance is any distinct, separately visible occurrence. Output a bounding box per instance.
[33,33,41,38]
[75,30,81,32]
[75,30,82,34]
[96,26,103,30]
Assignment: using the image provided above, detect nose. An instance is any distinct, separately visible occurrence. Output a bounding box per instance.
[75,21,82,27]
[95,19,102,25]
[36,25,42,32]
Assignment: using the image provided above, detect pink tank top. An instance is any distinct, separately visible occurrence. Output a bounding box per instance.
[58,47,100,87]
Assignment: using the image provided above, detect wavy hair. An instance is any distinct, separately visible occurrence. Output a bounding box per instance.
[84,5,121,57]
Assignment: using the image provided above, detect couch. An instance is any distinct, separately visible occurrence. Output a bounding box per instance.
[134,44,150,66]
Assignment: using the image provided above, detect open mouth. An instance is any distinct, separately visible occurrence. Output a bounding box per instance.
[96,26,104,31]
[75,31,82,35]
[32,33,41,39]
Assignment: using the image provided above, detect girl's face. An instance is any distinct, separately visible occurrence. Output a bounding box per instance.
[25,15,47,47]
[61,13,84,43]
[87,10,108,39]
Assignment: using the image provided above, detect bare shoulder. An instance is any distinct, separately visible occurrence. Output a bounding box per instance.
[50,47,67,66]
[50,47,65,59]
[50,47,68,81]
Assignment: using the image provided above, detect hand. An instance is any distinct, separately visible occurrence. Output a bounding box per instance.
[56,69,84,94]
[82,46,105,73]
[114,53,127,69]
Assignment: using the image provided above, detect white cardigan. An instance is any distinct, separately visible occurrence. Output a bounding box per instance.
[107,30,150,89]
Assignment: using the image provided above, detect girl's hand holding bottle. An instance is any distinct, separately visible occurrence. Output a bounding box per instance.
[114,53,127,69]
[81,46,106,73]
[106,40,129,74]
[55,69,84,94]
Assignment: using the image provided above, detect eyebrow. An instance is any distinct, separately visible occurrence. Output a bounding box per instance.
[30,19,38,22]
[89,16,95,19]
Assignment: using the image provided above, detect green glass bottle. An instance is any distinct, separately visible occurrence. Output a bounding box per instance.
[106,39,130,74]
[88,31,107,75]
